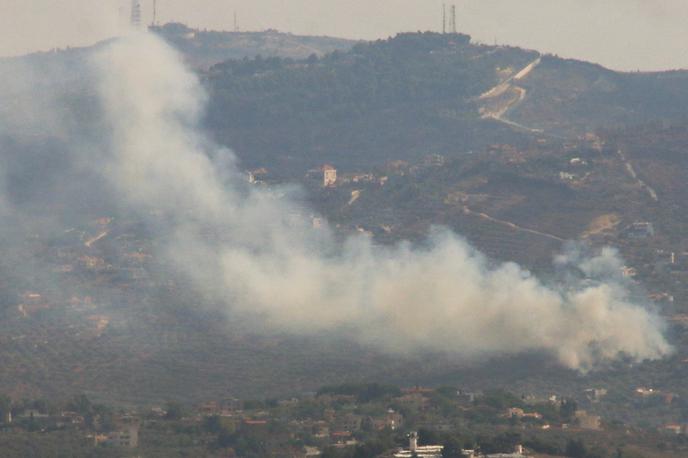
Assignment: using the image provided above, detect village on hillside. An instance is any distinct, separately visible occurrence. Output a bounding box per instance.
[0,381,684,457]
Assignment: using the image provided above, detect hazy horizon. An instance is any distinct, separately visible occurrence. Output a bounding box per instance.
[3,0,688,71]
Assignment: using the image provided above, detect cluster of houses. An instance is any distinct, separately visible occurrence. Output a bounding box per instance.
[92,421,139,448]
[1,407,140,449]
[249,163,392,190]
[6,381,688,456]
[183,385,613,456]
[196,395,406,450]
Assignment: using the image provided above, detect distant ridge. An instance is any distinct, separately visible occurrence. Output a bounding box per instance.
[151,22,357,69]
[0,22,355,73]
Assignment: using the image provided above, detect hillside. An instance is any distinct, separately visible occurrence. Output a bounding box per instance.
[204,32,539,173]
[151,22,355,69]
[509,56,688,135]
[200,32,688,270]
[3,30,688,412]
[204,33,688,172]
[0,23,355,87]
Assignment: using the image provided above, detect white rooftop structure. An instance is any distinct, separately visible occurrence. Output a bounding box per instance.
[394,432,444,458]
[394,446,444,458]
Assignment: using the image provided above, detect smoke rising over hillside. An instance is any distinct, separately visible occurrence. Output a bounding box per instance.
[0,32,673,372]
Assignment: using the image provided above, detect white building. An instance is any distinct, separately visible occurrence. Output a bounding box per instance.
[323,165,337,187]
[486,444,527,457]
[101,425,139,448]
[394,431,443,458]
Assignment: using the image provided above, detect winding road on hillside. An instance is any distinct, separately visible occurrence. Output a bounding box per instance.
[462,205,564,243]
[617,149,659,202]
[478,56,543,133]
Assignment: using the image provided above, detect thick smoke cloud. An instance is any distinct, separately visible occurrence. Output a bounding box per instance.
[0,31,673,372]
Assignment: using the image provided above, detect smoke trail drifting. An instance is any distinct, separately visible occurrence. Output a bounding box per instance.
[0,31,672,372]
[85,32,672,371]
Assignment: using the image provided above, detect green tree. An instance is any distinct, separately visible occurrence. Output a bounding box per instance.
[565,438,587,458]
[479,432,521,455]
[68,394,92,415]
[560,399,578,422]
[418,428,441,446]
[442,437,463,458]
[0,395,11,424]
[164,401,185,420]
[203,415,222,433]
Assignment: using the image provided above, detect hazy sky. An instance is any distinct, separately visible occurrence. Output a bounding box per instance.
[2,0,688,71]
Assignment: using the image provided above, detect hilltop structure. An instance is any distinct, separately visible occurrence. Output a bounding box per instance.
[131,0,142,28]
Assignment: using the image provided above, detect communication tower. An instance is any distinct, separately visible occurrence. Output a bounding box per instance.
[131,0,142,28]
[152,0,157,26]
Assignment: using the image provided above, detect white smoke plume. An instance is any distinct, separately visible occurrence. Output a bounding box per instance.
[2,31,673,372]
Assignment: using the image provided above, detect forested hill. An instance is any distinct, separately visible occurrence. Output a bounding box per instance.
[203,32,539,173]
[204,32,688,173]
[511,56,688,136]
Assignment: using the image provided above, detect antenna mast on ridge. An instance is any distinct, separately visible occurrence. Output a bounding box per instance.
[451,4,457,34]
[130,0,142,28]
[152,0,157,26]
[442,4,446,34]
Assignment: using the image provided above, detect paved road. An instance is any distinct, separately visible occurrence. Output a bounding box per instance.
[479,56,542,130]
[462,205,564,243]
[617,149,659,202]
